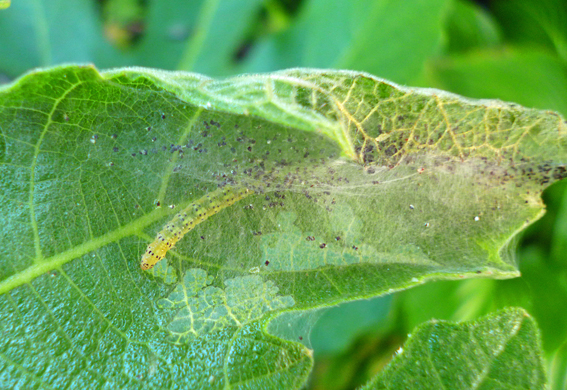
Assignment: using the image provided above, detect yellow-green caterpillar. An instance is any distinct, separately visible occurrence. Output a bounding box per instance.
[141,186,252,270]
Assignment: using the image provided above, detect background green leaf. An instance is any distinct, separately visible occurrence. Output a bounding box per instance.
[443,0,501,54]
[241,0,449,85]
[426,48,567,116]
[362,308,546,390]
[491,0,567,62]
[0,0,116,77]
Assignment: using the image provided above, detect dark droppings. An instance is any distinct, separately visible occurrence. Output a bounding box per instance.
[122,109,360,219]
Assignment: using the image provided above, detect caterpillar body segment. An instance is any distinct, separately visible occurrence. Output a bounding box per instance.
[140,186,252,270]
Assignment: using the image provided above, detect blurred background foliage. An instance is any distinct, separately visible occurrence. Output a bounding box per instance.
[1,0,566,388]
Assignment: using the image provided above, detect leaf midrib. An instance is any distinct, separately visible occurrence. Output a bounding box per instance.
[0,206,169,294]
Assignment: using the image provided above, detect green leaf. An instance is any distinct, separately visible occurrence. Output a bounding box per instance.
[361,308,546,390]
[310,295,392,356]
[443,0,501,53]
[427,48,567,116]
[549,340,567,390]
[241,0,450,84]
[0,0,263,77]
[0,0,116,77]
[131,0,264,75]
[519,245,567,353]
[395,276,534,337]
[549,182,567,262]
[491,0,567,62]
[0,65,566,388]
[426,45,567,358]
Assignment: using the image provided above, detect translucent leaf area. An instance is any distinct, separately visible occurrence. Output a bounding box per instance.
[362,308,546,390]
[0,65,566,388]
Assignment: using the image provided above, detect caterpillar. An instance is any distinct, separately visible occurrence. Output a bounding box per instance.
[140,186,253,270]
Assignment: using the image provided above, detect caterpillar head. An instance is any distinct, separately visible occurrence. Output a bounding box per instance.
[140,261,152,270]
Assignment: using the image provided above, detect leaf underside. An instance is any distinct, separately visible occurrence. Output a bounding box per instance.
[0,65,565,388]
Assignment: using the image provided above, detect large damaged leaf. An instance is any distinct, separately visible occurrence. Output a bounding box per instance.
[0,65,565,388]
